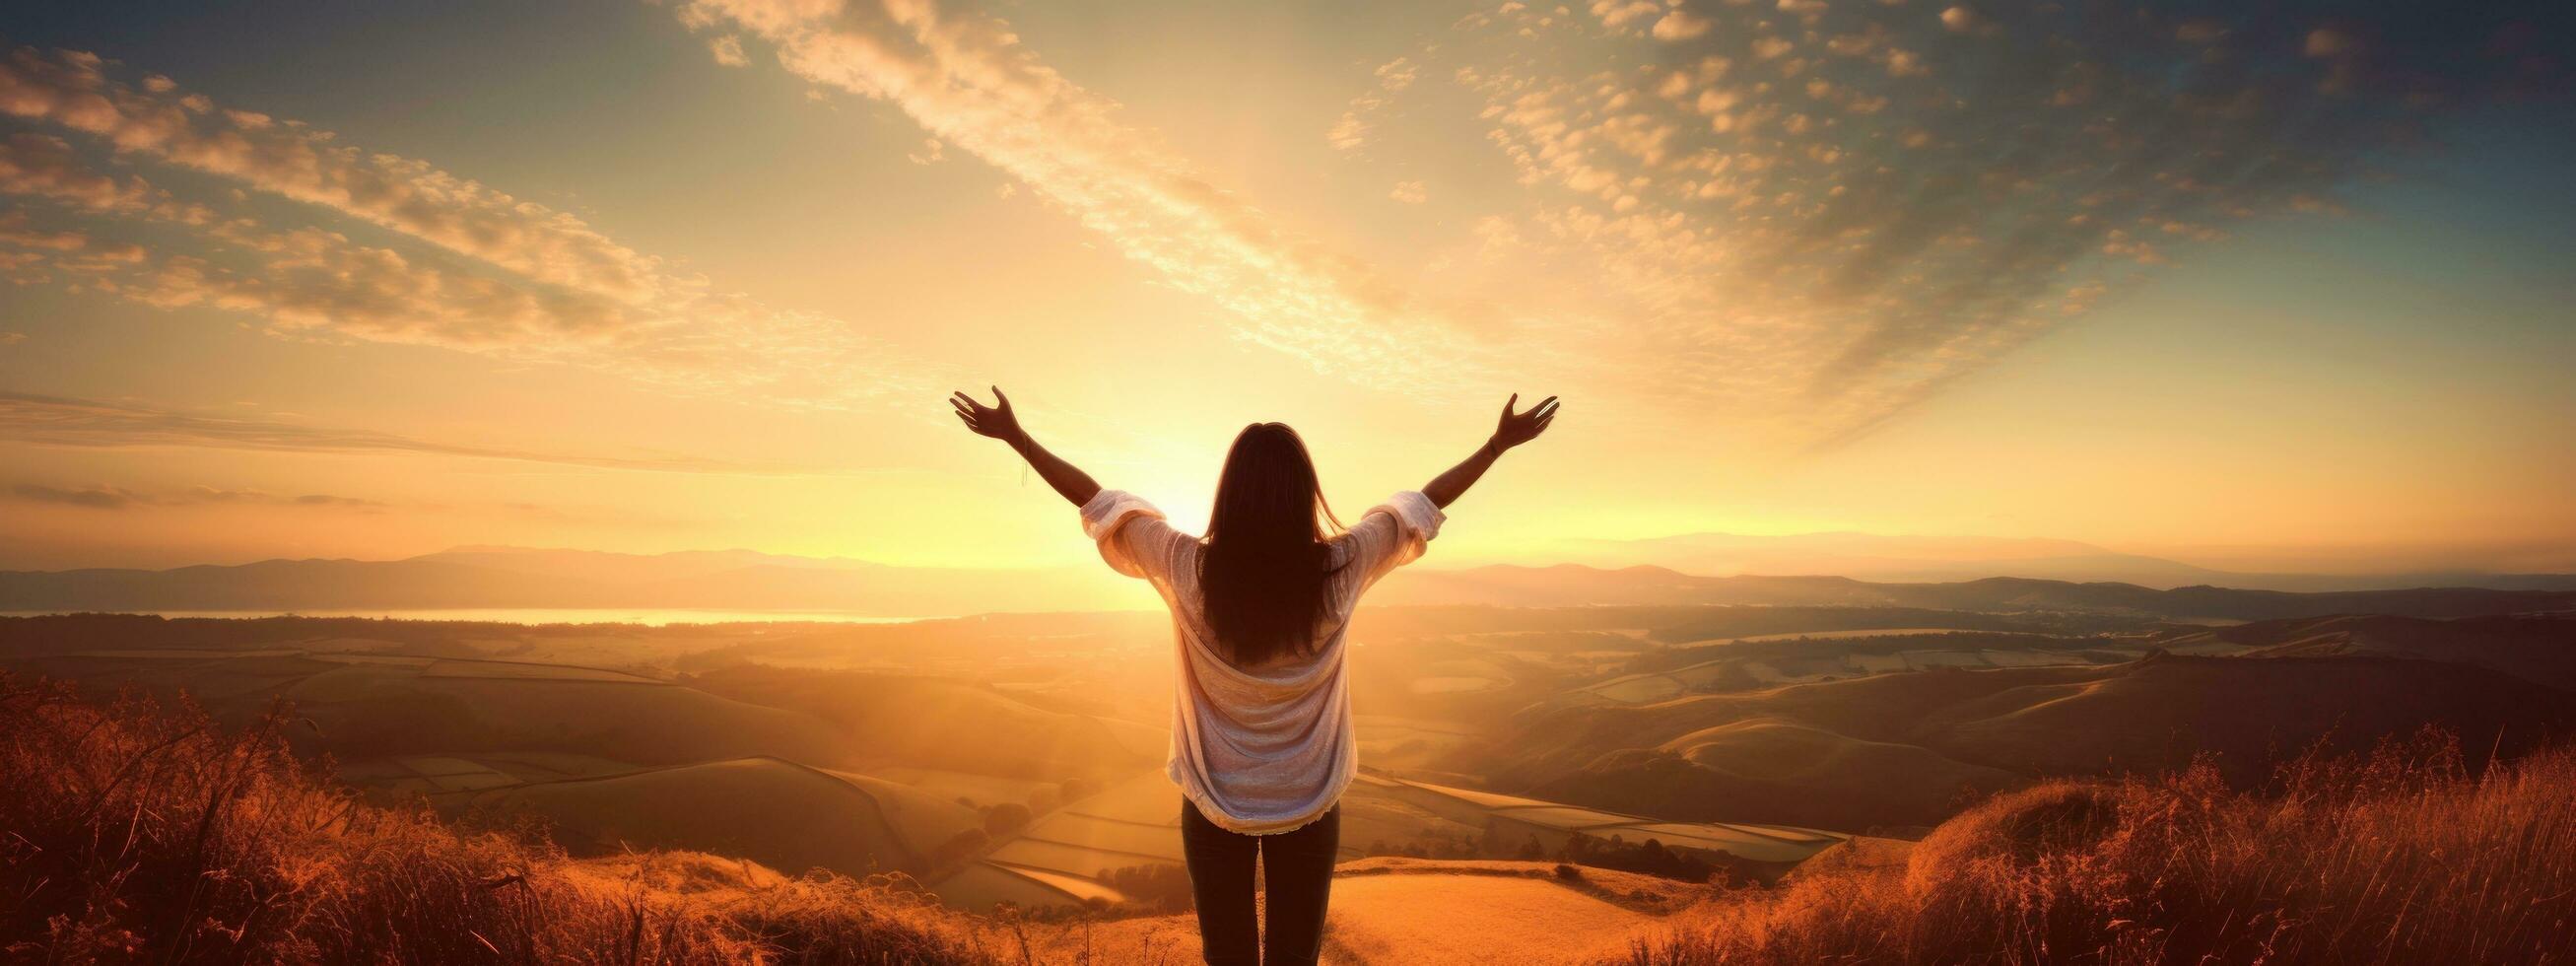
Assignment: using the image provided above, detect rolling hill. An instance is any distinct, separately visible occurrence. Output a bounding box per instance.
[682,664,1164,781]
[1482,650,2576,831]
[445,757,985,878]
[2145,613,2576,691]
[1,647,848,765]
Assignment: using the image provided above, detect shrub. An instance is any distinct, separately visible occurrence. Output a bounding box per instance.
[0,673,994,964]
[1558,832,1720,884]
[982,802,1033,837]
[1097,863,1195,914]
[1627,730,2576,965]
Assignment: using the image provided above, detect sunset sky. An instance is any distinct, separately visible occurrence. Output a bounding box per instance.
[1,0,2570,578]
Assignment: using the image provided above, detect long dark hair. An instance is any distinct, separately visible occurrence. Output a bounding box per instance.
[1197,423,1342,668]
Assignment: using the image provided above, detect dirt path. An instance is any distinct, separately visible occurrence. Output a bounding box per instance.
[1015,861,1706,964]
[1322,873,1664,965]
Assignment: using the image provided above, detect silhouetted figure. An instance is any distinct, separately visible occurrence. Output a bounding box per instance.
[951,387,1558,965]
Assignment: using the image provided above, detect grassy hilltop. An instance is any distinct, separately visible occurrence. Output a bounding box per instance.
[8,674,2573,964]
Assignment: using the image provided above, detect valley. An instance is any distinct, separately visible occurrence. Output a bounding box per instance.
[7,575,2569,925]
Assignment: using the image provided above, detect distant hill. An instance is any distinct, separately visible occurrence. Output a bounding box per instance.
[1553,531,2237,586]
[3,547,2569,620]
[1547,530,2576,591]
[0,545,1128,615]
[1377,565,2576,621]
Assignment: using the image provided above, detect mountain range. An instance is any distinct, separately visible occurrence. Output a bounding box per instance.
[1551,531,2576,591]
[4,545,2572,622]
[0,546,1121,615]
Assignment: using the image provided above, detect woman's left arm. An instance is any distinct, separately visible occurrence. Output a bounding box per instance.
[1422,393,1558,509]
[951,387,1101,507]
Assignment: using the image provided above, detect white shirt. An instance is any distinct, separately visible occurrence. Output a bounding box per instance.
[1080,488,1444,834]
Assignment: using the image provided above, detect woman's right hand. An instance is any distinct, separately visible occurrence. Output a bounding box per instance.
[1492,393,1560,451]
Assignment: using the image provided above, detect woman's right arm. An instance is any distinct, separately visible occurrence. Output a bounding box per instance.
[953,387,1196,582]
[1423,393,1558,509]
[950,387,1102,508]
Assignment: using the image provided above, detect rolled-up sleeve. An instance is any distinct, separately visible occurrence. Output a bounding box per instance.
[1080,489,1193,583]
[1341,490,1446,584]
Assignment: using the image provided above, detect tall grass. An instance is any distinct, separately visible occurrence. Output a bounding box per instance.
[0,673,996,964]
[1627,730,2576,965]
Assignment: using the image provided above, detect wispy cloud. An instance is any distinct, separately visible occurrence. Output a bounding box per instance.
[0,46,661,300]
[0,390,831,474]
[709,34,751,68]
[9,482,148,509]
[1328,56,1418,152]
[1341,0,2571,446]
[9,481,390,512]
[7,1,2560,452]
[673,0,1492,394]
[0,46,943,411]
[674,0,2567,447]
[183,486,391,510]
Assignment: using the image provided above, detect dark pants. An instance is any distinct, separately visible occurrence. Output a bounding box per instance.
[1181,799,1339,966]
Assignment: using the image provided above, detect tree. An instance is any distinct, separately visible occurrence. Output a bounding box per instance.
[983,802,1032,837]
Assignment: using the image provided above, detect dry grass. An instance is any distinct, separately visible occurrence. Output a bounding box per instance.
[20,664,2571,966]
[0,673,997,964]
[1625,730,2576,965]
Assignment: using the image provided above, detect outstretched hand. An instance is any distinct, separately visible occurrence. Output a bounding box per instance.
[1426,392,1559,508]
[1492,393,1559,451]
[949,386,1101,506]
[950,387,1025,446]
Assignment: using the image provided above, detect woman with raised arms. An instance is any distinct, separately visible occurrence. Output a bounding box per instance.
[948,387,1559,966]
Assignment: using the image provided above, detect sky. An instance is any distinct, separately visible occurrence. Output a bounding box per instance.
[0,0,2570,578]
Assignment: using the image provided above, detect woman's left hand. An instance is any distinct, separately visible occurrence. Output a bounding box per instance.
[1491,393,1560,451]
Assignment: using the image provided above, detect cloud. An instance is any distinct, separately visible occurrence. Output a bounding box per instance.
[11,482,147,509]
[709,34,750,67]
[1652,10,1713,42]
[1329,57,1418,152]
[1591,1,1661,32]
[7,481,392,511]
[183,486,391,510]
[0,204,149,285]
[0,48,943,412]
[288,492,389,509]
[0,129,209,222]
[1346,0,2573,446]
[676,2,1487,393]
[0,209,89,251]
[0,46,664,301]
[1389,179,1426,204]
[0,390,830,474]
[0,198,639,349]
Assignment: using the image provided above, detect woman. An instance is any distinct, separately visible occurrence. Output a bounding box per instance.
[949,387,1558,966]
